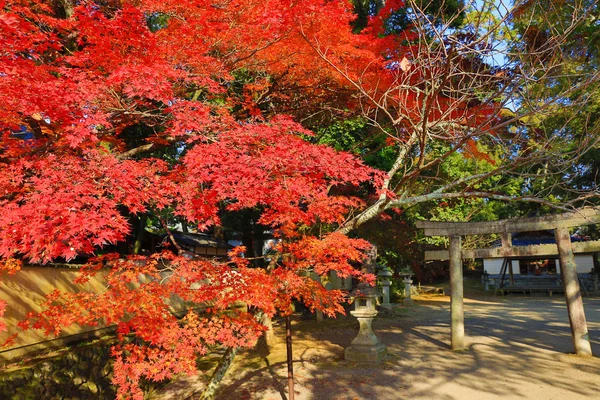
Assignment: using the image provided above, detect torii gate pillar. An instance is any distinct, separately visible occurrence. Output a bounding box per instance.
[449,235,465,350]
[555,227,592,356]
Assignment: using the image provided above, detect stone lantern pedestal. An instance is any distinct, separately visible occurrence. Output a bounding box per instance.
[402,276,414,306]
[345,292,387,363]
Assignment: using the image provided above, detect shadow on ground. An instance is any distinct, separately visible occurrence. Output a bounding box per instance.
[209,296,600,400]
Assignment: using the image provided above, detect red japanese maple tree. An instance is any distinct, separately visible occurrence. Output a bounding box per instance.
[0,0,392,398]
[0,0,511,397]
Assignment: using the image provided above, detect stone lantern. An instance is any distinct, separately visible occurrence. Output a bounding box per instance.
[344,284,387,363]
[482,270,490,292]
[400,270,414,306]
[377,267,393,309]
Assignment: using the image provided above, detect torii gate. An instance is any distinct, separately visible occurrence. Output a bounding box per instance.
[416,207,600,356]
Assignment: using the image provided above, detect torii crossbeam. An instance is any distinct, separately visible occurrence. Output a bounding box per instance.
[415,207,600,356]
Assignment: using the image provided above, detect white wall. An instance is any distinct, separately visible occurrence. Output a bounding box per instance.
[484,255,594,276]
[483,259,521,275]
[483,258,504,275]
[562,255,594,274]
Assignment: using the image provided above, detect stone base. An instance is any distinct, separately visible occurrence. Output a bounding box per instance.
[344,343,387,363]
[403,298,414,306]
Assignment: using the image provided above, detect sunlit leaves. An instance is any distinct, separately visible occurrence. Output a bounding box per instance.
[178,116,382,233]
[0,150,173,262]
[0,2,388,398]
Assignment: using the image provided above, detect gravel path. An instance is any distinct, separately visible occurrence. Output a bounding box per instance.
[157,294,600,400]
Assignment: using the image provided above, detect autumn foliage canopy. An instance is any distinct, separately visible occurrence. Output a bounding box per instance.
[0,0,504,397]
[0,0,399,397]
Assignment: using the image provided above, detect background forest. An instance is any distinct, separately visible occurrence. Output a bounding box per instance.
[1,0,599,398]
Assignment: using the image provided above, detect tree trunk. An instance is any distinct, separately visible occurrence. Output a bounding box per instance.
[255,312,278,352]
[55,0,74,18]
[199,347,238,400]
[133,215,147,255]
[337,198,389,235]
[264,314,278,347]
[198,312,276,399]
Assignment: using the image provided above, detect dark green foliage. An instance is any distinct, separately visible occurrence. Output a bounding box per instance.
[509,0,600,210]
[315,118,397,171]
[352,0,466,33]
[120,124,155,153]
[385,0,466,35]
[351,0,384,32]
[146,12,170,32]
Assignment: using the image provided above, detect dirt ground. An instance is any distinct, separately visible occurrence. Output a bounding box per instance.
[158,293,600,400]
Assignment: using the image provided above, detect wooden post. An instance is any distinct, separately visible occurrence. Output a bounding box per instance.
[494,257,509,296]
[555,227,593,356]
[285,315,295,400]
[449,235,465,350]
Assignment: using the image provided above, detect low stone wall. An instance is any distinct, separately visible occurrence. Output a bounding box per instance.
[0,339,116,399]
